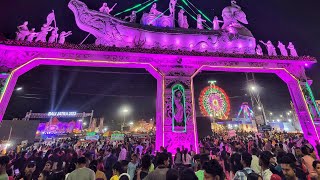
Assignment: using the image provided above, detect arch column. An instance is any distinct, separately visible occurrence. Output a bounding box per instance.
[156,65,199,153]
[287,80,319,144]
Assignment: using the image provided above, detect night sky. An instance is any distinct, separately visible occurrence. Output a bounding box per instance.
[0,0,319,122]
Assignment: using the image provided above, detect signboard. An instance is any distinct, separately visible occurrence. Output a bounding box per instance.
[259,125,272,131]
[111,133,125,141]
[85,135,99,141]
[47,112,77,117]
[86,132,96,136]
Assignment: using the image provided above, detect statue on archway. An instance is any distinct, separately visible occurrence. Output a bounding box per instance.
[178,9,189,29]
[58,31,72,44]
[169,0,177,16]
[212,16,223,30]
[48,27,59,43]
[99,3,117,15]
[259,40,277,56]
[278,41,288,56]
[16,21,30,41]
[124,11,137,23]
[26,28,38,42]
[287,42,298,57]
[35,24,54,42]
[197,14,206,29]
[149,3,162,16]
[256,44,263,55]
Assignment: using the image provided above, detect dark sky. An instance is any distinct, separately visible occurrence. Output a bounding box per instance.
[0,0,319,122]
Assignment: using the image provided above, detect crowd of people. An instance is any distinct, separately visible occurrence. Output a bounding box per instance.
[0,131,320,180]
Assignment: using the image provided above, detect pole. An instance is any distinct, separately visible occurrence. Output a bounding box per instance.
[80,33,91,45]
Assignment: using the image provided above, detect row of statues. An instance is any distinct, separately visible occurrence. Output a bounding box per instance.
[98,1,225,30]
[256,41,298,57]
[16,13,72,44]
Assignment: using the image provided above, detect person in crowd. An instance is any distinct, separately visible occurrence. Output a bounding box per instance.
[42,161,53,172]
[312,160,320,180]
[136,154,152,180]
[89,160,107,180]
[251,148,261,174]
[301,145,316,174]
[247,172,263,180]
[166,168,178,180]
[195,154,210,180]
[174,148,182,167]
[279,156,302,180]
[233,152,254,180]
[65,163,76,179]
[127,154,139,180]
[259,151,273,180]
[182,149,192,167]
[110,162,123,180]
[37,170,50,180]
[179,168,198,180]
[105,149,118,180]
[118,145,127,161]
[203,159,225,180]
[66,157,95,180]
[0,156,9,180]
[144,152,169,180]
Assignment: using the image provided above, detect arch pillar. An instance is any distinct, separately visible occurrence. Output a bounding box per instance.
[155,64,200,153]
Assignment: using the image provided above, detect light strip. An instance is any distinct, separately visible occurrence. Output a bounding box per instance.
[136,0,158,13]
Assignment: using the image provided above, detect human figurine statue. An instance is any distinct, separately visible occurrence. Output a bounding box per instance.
[259,40,277,56]
[256,44,263,55]
[16,21,30,41]
[197,14,206,30]
[124,11,137,23]
[287,42,298,57]
[277,41,288,56]
[26,28,38,42]
[169,0,177,16]
[149,3,161,16]
[178,9,189,29]
[212,16,223,30]
[99,3,117,15]
[174,91,184,124]
[35,24,54,42]
[58,31,72,44]
[48,27,59,43]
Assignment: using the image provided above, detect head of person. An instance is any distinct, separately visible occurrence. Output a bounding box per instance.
[241,152,252,168]
[25,161,36,175]
[301,145,310,156]
[203,159,224,180]
[279,156,297,180]
[112,162,123,176]
[200,153,210,167]
[312,160,320,176]
[141,154,151,170]
[131,153,138,163]
[77,157,87,168]
[247,172,263,180]
[156,152,169,167]
[0,156,9,173]
[66,163,76,174]
[166,168,178,180]
[251,148,258,156]
[176,147,180,153]
[38,170,50,180]
[259,151,272,169]
[179,168,197,180]
[43,161,53,171]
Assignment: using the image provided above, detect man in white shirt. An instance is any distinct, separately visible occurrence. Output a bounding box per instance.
[66,157,95,180]
[251,148,261,174]
[118,145,127,161]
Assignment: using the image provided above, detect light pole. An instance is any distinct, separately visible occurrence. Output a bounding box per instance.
[249,84,267,125]
[121,108,129,131]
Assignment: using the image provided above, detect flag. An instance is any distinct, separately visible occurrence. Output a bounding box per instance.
[46,11,55,26]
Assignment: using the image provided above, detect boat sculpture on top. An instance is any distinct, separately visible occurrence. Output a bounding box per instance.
[68,0,256,54]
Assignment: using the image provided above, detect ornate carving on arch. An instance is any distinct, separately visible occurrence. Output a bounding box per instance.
[220,61,239,66]
[61,53,92,60]
[165,79,191,89]
[277,63,290,68]
[103,55,127,62]
[248,62,268,67]
[0,49,40,70]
